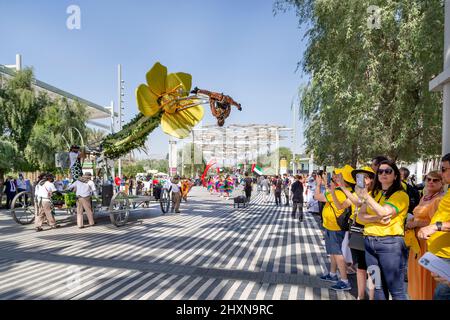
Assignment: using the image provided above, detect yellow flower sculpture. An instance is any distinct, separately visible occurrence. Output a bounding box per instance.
[136,62,204,139]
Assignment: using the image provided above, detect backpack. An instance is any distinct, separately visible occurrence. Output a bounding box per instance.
[336,207,352,231]
[405,183,421,213]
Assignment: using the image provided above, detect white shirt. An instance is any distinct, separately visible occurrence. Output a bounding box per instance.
[36,181,57,201]
[261,179,270,191]
[143,181,151,191]
[8,180,16,192]
[16,178,26,190]
[171,182,181,193]
[163,180,172,190]
[68,180,96,197]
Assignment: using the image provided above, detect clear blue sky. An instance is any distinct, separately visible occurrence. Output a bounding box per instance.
[0,0,308,158]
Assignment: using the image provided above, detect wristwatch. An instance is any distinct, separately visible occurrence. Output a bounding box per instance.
[436,221,443,231]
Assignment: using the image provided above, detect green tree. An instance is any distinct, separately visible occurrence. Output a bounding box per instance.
[86,127,108,149]
[276,0,444,166]
[257,147,295,169]
[0,69,49,184]
[122,163,145,178]
[137,159,169,174]
[0,69,89,181]
[26,98,88,171]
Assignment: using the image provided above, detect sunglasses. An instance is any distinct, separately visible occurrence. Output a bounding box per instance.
[442,167,450,173]
[377,168,393,175]
[426,177,441,183]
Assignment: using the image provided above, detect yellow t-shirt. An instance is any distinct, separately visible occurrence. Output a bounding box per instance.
[322,188,348,231]
[363,190,409,237]
[427,191,450,259]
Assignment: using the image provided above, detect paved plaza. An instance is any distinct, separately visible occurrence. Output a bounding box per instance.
[0,187,355,300]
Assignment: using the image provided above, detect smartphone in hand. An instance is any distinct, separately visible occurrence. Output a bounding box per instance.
[356,173,365,189]
[418,252,450,282]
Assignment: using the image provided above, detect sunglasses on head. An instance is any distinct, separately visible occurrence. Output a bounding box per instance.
[377,168,393,175]
[426,177,441,183]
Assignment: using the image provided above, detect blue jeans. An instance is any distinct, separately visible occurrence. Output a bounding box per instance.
[364,236,408,300]
[433,258,450,300]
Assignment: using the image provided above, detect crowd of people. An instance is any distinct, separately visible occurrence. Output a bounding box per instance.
[2,173,32,209]
[200,154,449,300]
[206,174,238,199]
[310,154,450,300]
[2,147,449,300]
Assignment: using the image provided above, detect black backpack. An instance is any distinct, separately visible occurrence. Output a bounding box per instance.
[405,183,420,213]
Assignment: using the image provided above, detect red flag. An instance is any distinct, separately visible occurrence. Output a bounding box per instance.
[201,159,217,187]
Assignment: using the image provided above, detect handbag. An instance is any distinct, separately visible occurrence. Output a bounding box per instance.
[348,206,366,251]
[331,205,351,231]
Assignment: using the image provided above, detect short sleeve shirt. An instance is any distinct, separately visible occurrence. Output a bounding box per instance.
[322,188,348,231]
[363,190,409,237]
[36,181,57,200]
[427,191,450,259]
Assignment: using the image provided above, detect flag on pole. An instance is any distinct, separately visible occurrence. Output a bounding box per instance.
[251,164,263,175]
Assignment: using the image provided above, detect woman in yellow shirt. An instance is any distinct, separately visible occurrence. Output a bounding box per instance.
[315,167,353,291]
[335,166,376,300]
[357,160,409,300]
[406,170,444,300]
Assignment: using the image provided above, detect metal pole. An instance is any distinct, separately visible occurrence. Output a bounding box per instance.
[110,101,115,134]
[430,0,450,155]
[276,128,280,175]
[118,64,122,180]
[110,100,116,182]
[444,2,450,155]
[168,139,172,177]
[16,54,22,71]
[191,130,195,178]
[292,100,296,174]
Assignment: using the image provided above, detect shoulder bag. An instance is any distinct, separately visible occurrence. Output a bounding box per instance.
[348,206,366,251]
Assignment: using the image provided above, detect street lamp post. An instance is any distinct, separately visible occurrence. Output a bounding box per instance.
[105,100,115,180]
[430,0,450,155]
[117,64,125,180]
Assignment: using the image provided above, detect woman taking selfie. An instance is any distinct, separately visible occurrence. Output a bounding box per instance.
[356,159,409,300]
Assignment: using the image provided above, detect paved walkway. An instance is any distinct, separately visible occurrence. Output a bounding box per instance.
[0,187,355,300]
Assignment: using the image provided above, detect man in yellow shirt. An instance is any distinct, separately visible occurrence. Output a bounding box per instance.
[418,153,450,300]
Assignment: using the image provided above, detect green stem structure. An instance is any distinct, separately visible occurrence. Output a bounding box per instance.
[101,112,163,159]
